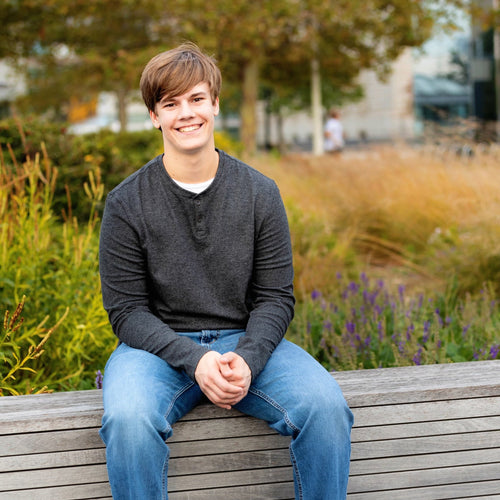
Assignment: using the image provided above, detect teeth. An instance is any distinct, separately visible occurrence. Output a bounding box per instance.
[179,125,199,133]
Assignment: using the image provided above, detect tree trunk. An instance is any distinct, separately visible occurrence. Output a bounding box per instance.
[311,58,324,155]
[277,108,287,154]
[117,87,128,132]
[240,59,259,158]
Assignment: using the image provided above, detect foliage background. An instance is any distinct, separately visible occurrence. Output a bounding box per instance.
[1,120,499,395]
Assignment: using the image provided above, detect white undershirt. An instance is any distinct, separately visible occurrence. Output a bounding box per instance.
[173,178,214,194]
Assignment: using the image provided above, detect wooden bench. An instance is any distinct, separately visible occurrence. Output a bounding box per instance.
[1,360,499,499]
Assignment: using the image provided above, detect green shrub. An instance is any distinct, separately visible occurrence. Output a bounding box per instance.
[0,144,115,392]
[1,296,68,395]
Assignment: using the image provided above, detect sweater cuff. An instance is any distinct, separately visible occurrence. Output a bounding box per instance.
[157,336,209,382]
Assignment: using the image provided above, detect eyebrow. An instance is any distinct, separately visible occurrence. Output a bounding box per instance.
[160,90,208,104]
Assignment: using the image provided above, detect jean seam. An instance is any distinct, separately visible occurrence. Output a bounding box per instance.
[163,380,196,422]
[247,387,303,499]
[161,447,170,500]
[162,380,195,500]
[248,387,300,433]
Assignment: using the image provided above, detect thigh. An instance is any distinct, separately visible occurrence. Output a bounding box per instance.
[102,343,203,426]
[235,339,347,431]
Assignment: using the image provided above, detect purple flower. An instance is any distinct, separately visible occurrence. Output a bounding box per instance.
[418,294,424,309]
[377,321,384,340]
[345,321,356,335]
[413,347,423,365]
[95,370,103,389]
[311,289,321,301]
[406,324,414,340]
[435,309,444,327]
[398,284,405,302]
[490,344,500,359]
[462,324,470,337]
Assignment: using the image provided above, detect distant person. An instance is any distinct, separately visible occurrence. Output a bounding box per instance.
[98,43,353,499]
[324,108,345,153]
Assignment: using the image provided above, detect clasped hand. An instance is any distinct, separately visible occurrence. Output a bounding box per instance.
[194,351,251,409]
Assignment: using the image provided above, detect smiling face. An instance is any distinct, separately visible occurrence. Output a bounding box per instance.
[149,82,220,157]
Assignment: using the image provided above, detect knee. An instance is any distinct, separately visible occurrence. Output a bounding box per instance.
[296,379,353,434]
[101,398,170,447]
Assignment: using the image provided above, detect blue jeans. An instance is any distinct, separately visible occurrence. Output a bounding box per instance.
[100,330,353,499]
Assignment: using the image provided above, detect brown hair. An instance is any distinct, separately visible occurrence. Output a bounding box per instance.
[140,42,221,112]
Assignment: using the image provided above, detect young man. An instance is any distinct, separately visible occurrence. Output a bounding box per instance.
[99,42,353,499]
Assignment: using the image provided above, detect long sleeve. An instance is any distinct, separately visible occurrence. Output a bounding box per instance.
[99,188,209,380]
[234,182,295,379]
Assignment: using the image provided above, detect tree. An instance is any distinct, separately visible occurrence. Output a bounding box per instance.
[176,0,300,156]
[177,0,474,155]
[6,0,180,129]
[5,0,479,147]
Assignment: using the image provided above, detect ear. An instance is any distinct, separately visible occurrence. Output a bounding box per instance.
[214,97,220,116]
[149,109,161,129]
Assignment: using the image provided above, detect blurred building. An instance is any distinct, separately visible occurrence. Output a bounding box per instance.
[469,0,498,139]
[338,49,415,144]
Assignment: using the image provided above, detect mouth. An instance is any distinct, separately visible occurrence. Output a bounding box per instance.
[177,124,202,133]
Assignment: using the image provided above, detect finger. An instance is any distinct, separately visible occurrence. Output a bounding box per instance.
[219,357,234,379]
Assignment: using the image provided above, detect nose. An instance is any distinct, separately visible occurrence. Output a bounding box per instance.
[178,99,195,118]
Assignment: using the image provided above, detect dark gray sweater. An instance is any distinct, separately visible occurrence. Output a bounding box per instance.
[99,150,295,381]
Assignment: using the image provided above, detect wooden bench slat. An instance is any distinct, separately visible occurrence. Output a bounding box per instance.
[0,482,111,500]
[347,480,500,500]
[170,414,276,442]
[168,466,293,492]
[351,430,500,459]
[0,428,103,457]
[169,449,292,475]
[0,464,109,491]
[0,448,105,473]
[353,415,500,441]
[169,482,295,500]
[352,396,500,426]
[350,448,500,475]
[348,462,500,493]
[0,414,101,435]
[169,433,291,458]
[334,360,500,405]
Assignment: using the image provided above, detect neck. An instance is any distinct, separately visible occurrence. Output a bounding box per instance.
[163,148,219,184]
